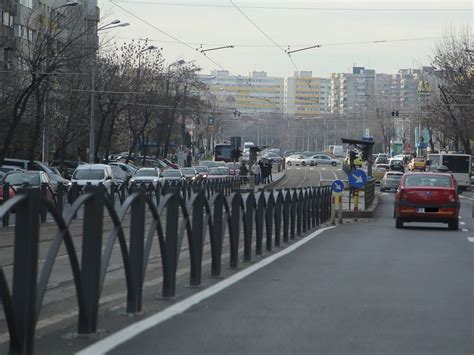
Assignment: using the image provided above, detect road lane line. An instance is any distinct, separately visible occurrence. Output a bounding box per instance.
[461,228,468,232]
[467,237,474,242]
[76,226,337,355]
[460,221,466,225]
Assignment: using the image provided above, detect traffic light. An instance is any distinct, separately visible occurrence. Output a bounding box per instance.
[391,110,399,117]
[361,150,368,161]
[349,150,356,166]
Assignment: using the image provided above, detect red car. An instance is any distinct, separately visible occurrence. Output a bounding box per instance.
[394,172,460,230]
[0,171,54,203]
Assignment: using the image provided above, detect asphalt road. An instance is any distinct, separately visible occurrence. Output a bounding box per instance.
[104,192,474,355]
[269,165,346,189]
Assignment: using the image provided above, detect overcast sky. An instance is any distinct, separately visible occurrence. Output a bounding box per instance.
[98,0,472,78]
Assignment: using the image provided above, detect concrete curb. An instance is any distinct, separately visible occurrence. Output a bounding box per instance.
[262,170,287,190]
[341,194,380,218]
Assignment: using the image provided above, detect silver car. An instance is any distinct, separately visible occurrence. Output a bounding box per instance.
[285,154,316,167]
[380,171,403,192]
[311,154,339,166]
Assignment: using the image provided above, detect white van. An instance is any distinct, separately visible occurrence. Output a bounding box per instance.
[332,145,344,158]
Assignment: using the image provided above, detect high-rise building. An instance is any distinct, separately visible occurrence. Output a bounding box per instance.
[0,0,15,70]
[200,70,285,115]
[286,71,330,117]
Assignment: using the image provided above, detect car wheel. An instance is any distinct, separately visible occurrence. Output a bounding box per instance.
[331,162,337,166]
[395,217,404,229]
[302,161,306,167]
[448,219,459,231]
[287,161,292,166]
[380,188,385,192]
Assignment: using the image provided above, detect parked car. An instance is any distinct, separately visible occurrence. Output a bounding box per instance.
[372,165,388,184]
[129,167,161,187]
[160,169,184,183]
[71,164,115,193]
[285,154,316,167]
[311,154,339,166]
[0,171,54,203]
[161,158,180,169]
[180,167,198,181]
[374,156,389,165]
[389,158,405,173]
[109,162,137,183]
[262,152,282,164]
[380,171,404,192]
[394,172,459,230]
[194,166,209,180]
[110,165,128,185]
[207,167,230,179]
[408,158,427,171]
[226,162,240,175]
[199,161,218,168]
[51,160,86,179]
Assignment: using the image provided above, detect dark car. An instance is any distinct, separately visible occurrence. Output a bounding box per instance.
[394,172,459,230]
[389,159,405,173]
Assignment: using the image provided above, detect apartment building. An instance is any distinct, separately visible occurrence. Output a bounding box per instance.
[200,70,285,115]
[0,0,15,70]
[286,71,330,117]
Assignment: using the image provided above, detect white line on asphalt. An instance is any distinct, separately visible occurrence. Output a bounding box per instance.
[461,228,468,232]
[467,237,474,242]
[321,168,326,171]
[460,221,466,225]
[382,193,389,196]
[76,226,337,355]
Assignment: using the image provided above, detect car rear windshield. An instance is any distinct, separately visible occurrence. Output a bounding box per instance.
[209,168,228,175]
[405,175,452,187]
[180,168,195,174]
[195,167,208,173]
[386,174,402,180]
[73,169,105,180]
[135,169,158,177]
[5,172,40,186]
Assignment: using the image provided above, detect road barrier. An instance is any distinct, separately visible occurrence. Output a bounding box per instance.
[0,183,331,354]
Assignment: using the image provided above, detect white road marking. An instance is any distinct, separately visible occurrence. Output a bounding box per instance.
[461,228,468,232]
[467,237,474,242]
[321,168,326,171]
[382,193,389,196]
[309,168,314,170]
[76,226,337,355]
[460,221,466,225]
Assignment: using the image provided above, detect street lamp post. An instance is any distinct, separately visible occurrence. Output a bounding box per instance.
[88,20,129,163]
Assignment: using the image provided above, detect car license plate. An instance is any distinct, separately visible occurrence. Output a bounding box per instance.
[416,208,425,213]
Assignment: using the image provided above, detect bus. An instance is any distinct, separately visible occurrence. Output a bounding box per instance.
[214,143,234,162]
[428,153,471,190]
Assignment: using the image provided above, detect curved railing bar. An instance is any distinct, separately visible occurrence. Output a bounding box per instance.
[98,196,135,295]
[0,265,19,346]
[0,194,27,218]
[35,195,93,321]
[143,196,165,276]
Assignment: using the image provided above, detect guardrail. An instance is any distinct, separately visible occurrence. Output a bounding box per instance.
[0,184,331,354]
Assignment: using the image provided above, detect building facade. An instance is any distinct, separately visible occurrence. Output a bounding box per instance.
[200,70,285,115]
[286,71,330,117]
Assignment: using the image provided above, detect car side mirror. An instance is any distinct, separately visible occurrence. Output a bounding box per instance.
[106,176,112,180]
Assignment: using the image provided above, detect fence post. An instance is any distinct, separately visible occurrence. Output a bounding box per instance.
[78,186,105,334]
[127,190,146,314]
[162,192,179,298]
[229,193,241,269]
[189,192,205,286]
[56,182,64,215]
[211,194,224,276]
[2,183,10,227]
[40,183,48,223]
[10,188,40,355]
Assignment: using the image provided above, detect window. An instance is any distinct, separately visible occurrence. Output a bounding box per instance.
[18,0,33,8]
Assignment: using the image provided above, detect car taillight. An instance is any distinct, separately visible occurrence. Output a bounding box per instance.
[448,193,456,203]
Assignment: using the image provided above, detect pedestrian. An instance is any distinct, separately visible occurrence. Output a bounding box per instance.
[268,159,273,182]
[251,160,261,185]
[186,151,192,167]
[259,159,268,184]
[239,162,249,184]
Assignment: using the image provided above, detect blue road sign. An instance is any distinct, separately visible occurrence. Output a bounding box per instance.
[348,169,367,189]
[331,179,345,193]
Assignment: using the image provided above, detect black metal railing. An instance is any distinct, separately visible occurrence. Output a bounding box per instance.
[0,177,242,228]
[0,184,331,354]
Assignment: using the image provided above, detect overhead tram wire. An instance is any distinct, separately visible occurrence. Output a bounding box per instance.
[110,1,227,70]
[228,0,300,72]
[113,35,460,49]
[111,1,472,12]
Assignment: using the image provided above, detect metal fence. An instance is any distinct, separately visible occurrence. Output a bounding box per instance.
[0,183,331,354]
[1,177,242,228]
